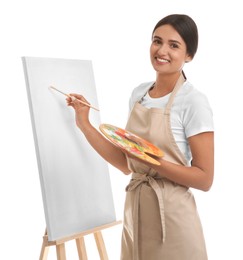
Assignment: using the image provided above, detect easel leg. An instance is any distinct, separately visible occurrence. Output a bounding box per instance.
[56,243,66,260]
[39,222,121,259]
[76,237,88,260]
[94,231,108,260]
[40,229,49,260]
[39,242,49,260]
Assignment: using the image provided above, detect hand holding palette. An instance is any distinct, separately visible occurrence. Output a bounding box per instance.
[99,124,164,165]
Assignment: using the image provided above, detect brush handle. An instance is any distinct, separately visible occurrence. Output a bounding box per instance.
[49,86,100,111]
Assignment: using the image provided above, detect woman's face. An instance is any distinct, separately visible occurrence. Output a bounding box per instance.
[150,24,191,76]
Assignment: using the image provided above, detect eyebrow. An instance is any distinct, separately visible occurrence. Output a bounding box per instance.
[153,35,182,45]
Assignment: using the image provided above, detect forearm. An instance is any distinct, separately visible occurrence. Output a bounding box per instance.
[81,123,131,174]
[154,159,213,191]
[67,94,131,174]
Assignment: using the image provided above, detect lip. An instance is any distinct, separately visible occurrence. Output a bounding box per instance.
[156,57,170,64]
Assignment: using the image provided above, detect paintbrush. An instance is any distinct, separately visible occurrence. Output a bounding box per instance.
[49,86,100,111]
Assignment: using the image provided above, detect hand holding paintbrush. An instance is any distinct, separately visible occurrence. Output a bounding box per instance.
[49,86,100,111]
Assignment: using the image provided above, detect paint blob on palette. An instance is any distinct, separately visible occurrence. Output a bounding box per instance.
[99,124,164,165]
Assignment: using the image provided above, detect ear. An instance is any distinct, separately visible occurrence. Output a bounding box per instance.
[185,54,192,63]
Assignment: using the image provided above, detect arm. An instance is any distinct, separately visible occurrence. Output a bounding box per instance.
[67,94,131,175]
[153,132,214,191]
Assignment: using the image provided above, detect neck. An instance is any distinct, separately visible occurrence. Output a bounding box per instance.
[150,72,182,98]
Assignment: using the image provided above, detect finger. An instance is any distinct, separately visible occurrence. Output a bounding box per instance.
[69,95,91,109]
[66,96,72,102]
[69,93,82,100]
[69,94,89,103]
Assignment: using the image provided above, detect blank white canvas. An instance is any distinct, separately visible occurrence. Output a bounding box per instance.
[22,57,116,241]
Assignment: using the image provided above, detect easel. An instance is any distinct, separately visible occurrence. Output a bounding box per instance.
[40,220,122,260]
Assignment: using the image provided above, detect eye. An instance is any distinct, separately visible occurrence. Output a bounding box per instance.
[170,43,179,48]
[152,39,162,45]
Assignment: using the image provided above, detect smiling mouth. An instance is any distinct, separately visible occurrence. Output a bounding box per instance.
[156,57,169,63]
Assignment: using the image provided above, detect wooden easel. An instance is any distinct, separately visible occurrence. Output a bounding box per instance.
[40,220,122,260]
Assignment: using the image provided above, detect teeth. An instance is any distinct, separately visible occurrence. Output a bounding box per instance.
[157,58,169,63]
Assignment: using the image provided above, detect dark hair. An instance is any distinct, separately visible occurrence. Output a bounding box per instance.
[152,14,198,59]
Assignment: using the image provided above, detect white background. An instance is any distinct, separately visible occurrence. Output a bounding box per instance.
[0,0,242,259]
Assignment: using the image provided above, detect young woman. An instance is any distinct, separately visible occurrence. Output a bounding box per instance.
[67,14,214,260]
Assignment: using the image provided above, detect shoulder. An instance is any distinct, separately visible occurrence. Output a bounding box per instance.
[179,81,209,103]
[129,81,154,110]
[179,81,214,137]
[131,81,154,99]
[176,81,211,112]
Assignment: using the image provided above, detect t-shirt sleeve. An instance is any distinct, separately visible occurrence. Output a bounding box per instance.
[183,91,214,138]
[128,90,136,112]
[128,82,154,112]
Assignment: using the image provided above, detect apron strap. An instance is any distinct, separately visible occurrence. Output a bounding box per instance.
[164,73,186,115]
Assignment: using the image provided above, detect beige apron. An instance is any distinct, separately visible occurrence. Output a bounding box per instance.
[121,74,208,260]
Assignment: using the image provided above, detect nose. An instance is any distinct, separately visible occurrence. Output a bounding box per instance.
[157,44,169,55]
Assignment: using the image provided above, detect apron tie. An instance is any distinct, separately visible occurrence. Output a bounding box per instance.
[126,173,166,260]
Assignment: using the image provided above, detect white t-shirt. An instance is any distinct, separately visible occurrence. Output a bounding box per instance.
[128,80,214,163]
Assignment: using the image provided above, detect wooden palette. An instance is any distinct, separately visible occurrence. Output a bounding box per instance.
[99,124,164,165]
